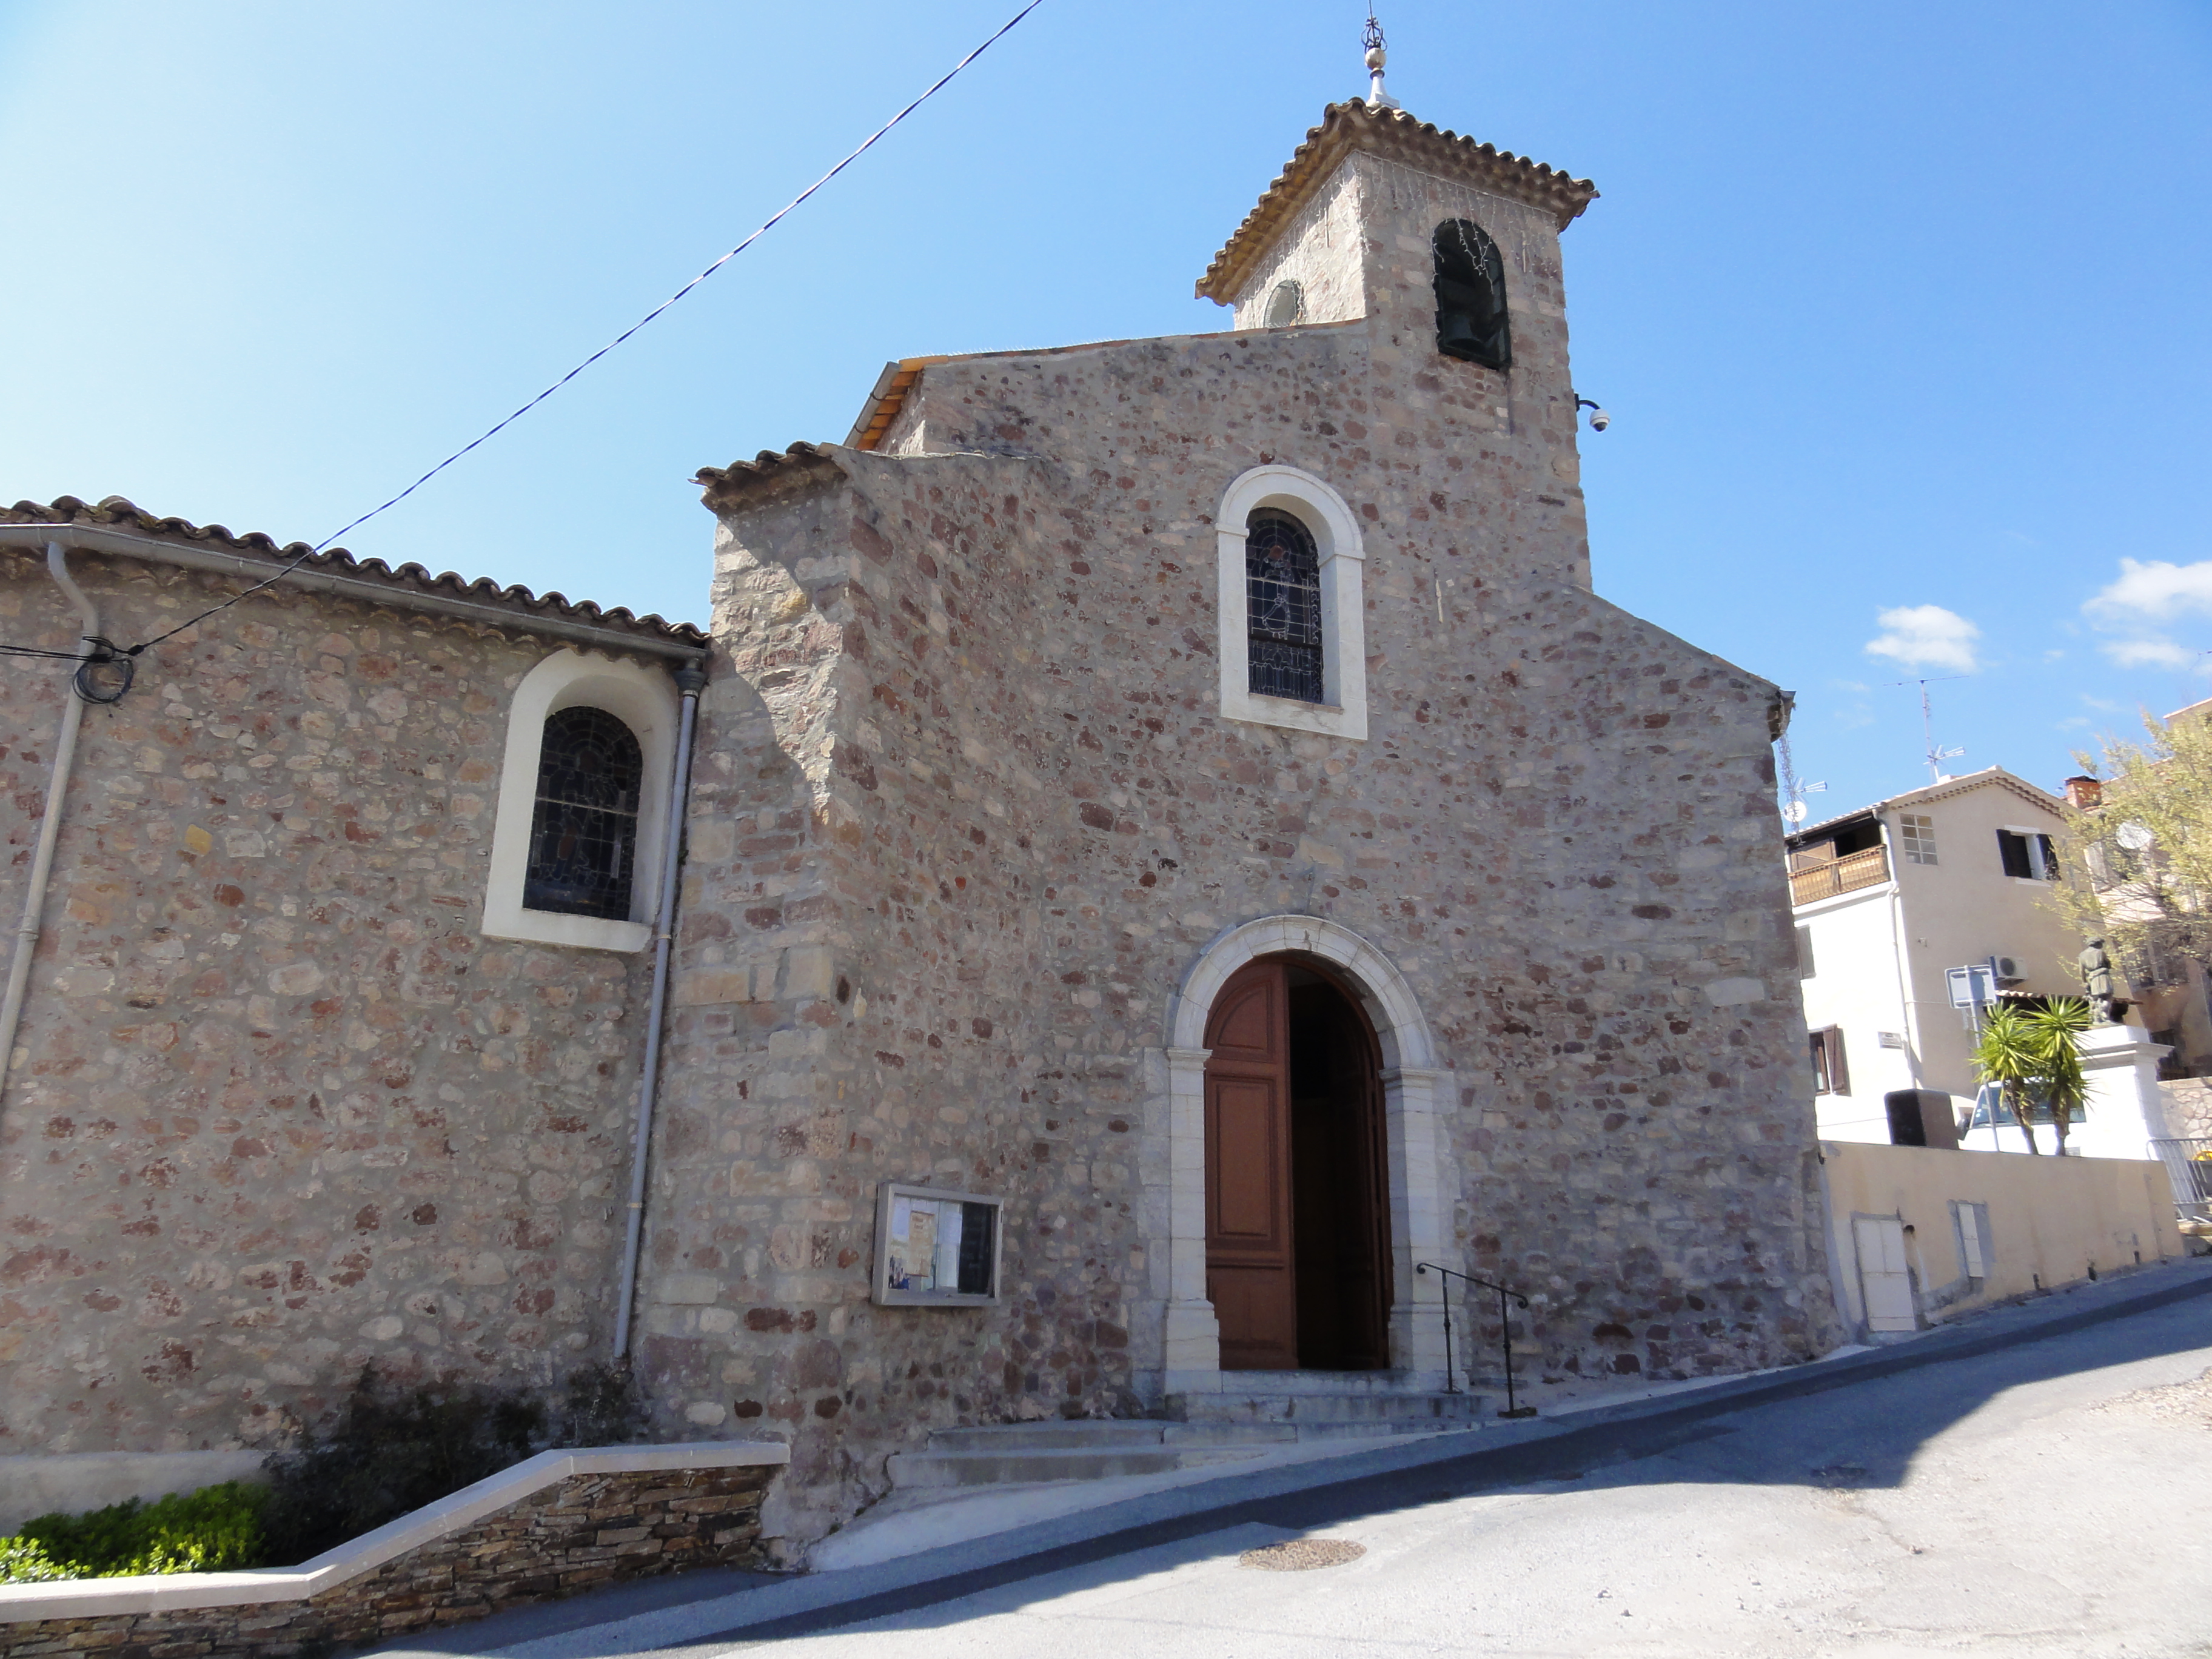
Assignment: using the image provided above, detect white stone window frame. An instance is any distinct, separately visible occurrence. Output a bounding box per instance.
[481,649,680,953]
[1215,464,1368,740]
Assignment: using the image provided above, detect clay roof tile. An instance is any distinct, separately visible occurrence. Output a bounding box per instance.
[1196,99,1598,304]
[3,495,709,648]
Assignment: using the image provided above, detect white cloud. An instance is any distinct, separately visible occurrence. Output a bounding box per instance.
[2086,558,2212,620]
[1865,605,1981,673]
[2082,559,2212,673]
[2105,638,2199,669]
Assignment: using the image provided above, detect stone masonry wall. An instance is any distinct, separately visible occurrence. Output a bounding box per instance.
[643,155,1840,1543]
[0,545,660,1455]
[1228,161,1367,330]
[0,1462,774,1658]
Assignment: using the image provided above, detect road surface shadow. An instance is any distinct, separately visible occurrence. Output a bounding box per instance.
[357,1272,2212,1656]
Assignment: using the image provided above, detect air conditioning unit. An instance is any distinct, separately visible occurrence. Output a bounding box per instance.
[1994,956,2025,987]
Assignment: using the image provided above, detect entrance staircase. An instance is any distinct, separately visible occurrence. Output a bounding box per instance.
[886,1375,1489,1490]
[1168,1369,1490,1429]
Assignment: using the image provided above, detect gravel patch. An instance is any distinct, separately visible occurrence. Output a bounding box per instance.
[2092,1366,2212,1427]
[1238,1538,1367,1571]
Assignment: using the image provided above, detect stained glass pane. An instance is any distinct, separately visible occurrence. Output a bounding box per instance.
[1247,509,1324,704]
[523,707,643,920]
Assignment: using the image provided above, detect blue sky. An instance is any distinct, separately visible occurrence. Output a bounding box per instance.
[2,1,2207,816]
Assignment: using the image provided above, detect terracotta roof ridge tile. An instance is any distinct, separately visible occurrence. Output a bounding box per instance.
[693,441,845,498]
[4,495,708,646]
[1197,98,1598,304]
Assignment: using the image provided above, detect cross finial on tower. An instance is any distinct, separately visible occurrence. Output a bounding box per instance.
[1362,13,1401,110]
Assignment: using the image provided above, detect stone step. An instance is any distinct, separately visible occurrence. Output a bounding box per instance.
[927,1420,1307,1452]
[1168,1388,1491,1426]
[886,1441,1272,1489]
[1191,1369,1440,1395]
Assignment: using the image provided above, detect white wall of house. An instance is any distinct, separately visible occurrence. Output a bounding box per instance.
[1798,883,1915,1142]
[1795,769,2083,1148]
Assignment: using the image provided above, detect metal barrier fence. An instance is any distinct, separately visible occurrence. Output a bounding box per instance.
[2150,1138,2212,1217]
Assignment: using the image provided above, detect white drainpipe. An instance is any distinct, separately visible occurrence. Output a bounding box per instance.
[0,541,100,1107]
[614,660,706,1361]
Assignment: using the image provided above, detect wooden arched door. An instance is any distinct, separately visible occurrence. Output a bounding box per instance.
[1204,956,1391,1372]
[1204,959,1299,1369]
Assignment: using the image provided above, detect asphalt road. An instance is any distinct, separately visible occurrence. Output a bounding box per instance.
[706,1289,2212,1658]
[377,1275,2212,1658]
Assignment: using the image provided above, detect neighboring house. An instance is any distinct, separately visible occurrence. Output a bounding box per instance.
[1788,768,2081,1148]
[2069,697,2212,1087]
[2,88,1845,1549]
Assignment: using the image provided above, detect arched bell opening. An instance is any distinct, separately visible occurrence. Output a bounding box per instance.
[1202,954,1392,1372]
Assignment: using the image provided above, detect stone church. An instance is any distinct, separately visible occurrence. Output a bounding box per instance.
[1,92,1838,1547]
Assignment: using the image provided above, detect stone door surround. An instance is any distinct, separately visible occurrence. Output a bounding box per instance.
[1157,915,1449,1393]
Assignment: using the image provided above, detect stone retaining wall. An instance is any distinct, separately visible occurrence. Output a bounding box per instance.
[0,1445,783,1657]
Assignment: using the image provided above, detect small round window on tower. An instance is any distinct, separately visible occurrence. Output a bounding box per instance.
[1262,280,1304,329]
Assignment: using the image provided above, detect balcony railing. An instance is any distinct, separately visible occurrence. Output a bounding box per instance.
[1789,845,1891,907]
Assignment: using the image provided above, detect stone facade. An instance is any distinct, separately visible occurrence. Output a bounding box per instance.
[1,98,1843,1556]
[0,1462,773,1658]
[640,102,1841,1544]
[0,539,683,1454]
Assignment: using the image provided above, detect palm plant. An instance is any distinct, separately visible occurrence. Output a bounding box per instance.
[1969,999,2094,1155]
[2030,997,2093,1157]
[1971,1005,2045,1155]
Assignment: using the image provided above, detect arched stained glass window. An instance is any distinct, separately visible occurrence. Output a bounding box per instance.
[1246,508,1324,704]
[523,707,644,920]
[1434,218,1510,370]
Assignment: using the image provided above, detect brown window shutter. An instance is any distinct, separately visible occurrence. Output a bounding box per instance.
[1825,1027,1850,1095]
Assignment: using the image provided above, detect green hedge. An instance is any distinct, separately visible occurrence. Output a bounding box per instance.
[0,1483,267,1584]
[0,1361,648,1583]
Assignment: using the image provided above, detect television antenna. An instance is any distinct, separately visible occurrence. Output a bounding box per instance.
[1774,730,1826,826]
[1885,675,1968,783]
[1781,783,1829,826]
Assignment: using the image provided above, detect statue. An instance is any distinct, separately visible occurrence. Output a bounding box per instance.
[2078,937,2123,1024]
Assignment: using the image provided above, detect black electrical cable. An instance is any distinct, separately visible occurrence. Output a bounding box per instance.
[0,642,98,662]
[102,0,1047,665]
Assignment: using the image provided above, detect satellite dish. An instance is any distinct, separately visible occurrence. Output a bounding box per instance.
[2117,821,2155,852]
[1263,280,1305,329]
[1783,800,1809,825]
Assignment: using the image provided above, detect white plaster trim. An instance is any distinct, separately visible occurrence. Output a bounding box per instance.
[1215,465,1368,741]
[0,1441,786,1623]
[481,650,680,952]
[1154,915,1448,1390]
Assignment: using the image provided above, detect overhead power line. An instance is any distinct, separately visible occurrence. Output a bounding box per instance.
[102,0,1048,663]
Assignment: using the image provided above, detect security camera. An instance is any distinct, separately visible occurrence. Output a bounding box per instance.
[1588,407,1610,432]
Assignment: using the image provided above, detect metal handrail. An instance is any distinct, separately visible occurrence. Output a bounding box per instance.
[1415,1262,1536,1418]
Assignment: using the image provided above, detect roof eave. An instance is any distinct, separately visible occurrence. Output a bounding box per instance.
[1195,99,1599,306]
[694,442,848,514]
[1,500,708,657]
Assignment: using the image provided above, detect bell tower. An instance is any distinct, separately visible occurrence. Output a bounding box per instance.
[1195,44,1603,588]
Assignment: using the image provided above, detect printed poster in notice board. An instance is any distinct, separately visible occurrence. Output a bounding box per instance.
[873,1181,1001,1306]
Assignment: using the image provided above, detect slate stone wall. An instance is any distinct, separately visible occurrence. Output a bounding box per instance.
[0,545,658,1455]
[0,1463,773,1658]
